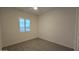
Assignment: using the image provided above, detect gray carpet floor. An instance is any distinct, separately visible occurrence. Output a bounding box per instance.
[2,38,74,51]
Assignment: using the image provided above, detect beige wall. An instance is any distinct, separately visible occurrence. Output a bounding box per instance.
[77,8,79,50]
[1,8,38,47]
[38,8,76,48]
[0,23,2,50]
[0,10,2,50]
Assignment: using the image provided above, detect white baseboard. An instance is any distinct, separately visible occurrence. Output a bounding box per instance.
[39,37,74,49]
[3,37,37,47]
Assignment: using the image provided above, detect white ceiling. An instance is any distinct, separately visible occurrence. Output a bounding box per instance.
[16,7,55,15]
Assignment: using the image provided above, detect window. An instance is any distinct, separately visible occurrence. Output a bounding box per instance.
[19,18,30,32]
[19,18,25,32]
[26,18,30,32]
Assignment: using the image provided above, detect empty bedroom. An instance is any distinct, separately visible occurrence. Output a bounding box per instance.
[0,7,77,51]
